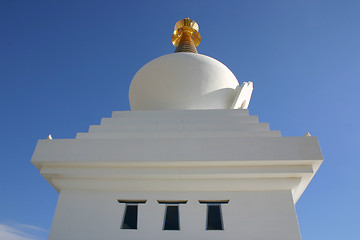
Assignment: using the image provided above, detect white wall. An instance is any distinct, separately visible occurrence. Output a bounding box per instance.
[49,190,300,240]
[32,109,322,240]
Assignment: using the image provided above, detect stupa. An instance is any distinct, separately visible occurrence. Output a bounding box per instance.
[31,18,323,240]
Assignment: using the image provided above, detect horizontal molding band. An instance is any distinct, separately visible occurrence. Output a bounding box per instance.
[199,200,229,204]
[157,200,188,204]
[118,199,147,204]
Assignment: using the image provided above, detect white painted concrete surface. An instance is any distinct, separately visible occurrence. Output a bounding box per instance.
[231,81,254,109]
[129,53,240,110]
[31,109,323,239]
[49,190,300,240]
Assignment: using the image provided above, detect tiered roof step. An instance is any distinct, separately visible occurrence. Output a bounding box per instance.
[87,122,270,133]
[76,109,280,138]
[111,109,250,118]
[76,129,281,139]
[100,115,259,125]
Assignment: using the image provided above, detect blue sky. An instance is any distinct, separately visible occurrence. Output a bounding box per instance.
[1,0,359,239]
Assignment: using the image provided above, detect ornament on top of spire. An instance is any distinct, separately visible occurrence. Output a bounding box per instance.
[172,17,201,53]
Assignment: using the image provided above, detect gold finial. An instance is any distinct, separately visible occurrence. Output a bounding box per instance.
[172,17,201,53]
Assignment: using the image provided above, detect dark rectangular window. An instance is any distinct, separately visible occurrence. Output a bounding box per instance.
[164,205,180,230]
[118,199,146,230]
[122,205,138,229]
[157,200,187,231]
[199,200,229,231]
[207,205,223,230]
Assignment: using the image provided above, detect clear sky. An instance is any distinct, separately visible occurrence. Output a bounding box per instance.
[0,0,359,239]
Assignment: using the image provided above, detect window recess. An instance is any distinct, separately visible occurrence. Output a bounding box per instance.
[199,200,229,231]
[118,200,147,230]
[158,200,188,231]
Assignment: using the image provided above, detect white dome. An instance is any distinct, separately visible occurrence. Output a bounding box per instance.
[129,53,239,110]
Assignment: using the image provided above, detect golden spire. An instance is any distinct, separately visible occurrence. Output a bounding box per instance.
[172,18,201,53]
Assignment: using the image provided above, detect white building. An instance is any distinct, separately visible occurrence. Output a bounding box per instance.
[31,18,323,240]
